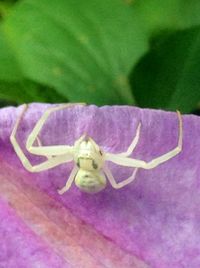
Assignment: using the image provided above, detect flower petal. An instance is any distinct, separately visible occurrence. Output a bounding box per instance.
[0,104,200,267]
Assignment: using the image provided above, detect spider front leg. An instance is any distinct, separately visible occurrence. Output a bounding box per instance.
[105,111,183,170]
[24,103,85,157]
[104,165,138,189]
[35,136,55,160]
[118,121,141,157]
[11,136,73,172]
[10,105,73,172]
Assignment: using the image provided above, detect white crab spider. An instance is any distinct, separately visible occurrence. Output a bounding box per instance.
[10,103,183,194]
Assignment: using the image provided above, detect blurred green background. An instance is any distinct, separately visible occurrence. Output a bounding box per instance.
[0,0,200,114]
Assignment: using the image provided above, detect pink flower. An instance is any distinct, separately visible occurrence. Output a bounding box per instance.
[0,104,199,268]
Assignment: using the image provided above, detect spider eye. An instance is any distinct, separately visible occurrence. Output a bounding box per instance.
[92,160,98,170]
[77,160,80,168]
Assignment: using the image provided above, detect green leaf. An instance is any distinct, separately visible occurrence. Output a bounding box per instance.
[0,1,17,22]
[3,0,200,107]
[130,26,200,113]
[3,0,151,105]
[0,26,22,81]
[0,81,68,104]
[134,0,200,34]
[0,27,67,104]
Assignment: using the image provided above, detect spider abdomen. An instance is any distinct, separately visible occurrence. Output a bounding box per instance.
[75,169,107,193]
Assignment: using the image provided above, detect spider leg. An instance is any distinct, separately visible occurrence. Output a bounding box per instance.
[10,108,73,172]
[103,165,138,189]
[57,166,78,195]
[105,111,183,170]
[35,136,53,160]
[10,104,73,158]
[11,134,73,172]
[26,103,85,156]
[117,122,141,157]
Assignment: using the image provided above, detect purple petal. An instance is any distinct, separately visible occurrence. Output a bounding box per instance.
[0,103,200,268]
[0,199,68,268]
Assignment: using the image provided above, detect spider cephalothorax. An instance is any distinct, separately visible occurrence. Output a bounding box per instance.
[73,136,104,171]
[10,103,183,194]
[73,136,107,193]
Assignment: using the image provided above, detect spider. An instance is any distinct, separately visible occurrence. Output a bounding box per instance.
[10,103,183,194]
